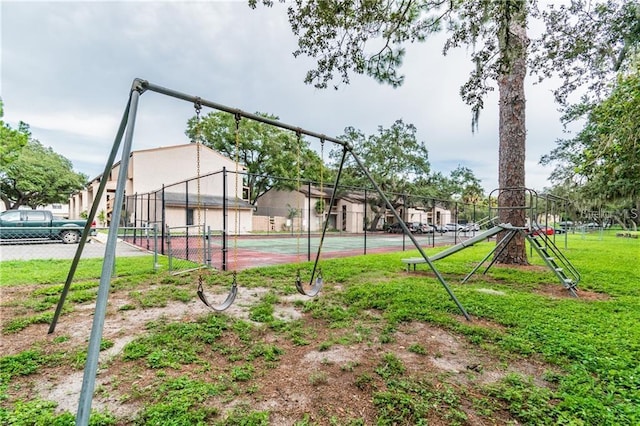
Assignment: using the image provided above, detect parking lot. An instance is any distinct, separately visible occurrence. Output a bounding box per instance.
[0,239,150,261]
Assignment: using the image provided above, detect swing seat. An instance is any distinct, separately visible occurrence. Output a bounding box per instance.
[295,275,323,297]
[198,282,238,311]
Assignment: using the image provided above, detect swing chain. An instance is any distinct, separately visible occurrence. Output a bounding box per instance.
[197,274,204,293]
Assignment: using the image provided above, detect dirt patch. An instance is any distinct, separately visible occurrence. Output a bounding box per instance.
[1,279,560,424]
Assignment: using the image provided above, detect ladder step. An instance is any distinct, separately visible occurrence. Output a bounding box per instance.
[554,267,563,272]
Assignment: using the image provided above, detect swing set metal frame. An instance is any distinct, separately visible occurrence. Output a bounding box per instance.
[47,78,471,426]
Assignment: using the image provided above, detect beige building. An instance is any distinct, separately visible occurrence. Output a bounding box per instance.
[69,143,253,232]
[255,185,455,233]
[256,186,380,233]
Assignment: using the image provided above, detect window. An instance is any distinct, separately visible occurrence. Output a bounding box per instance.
[25,211,46,221]
[186,208,194,226]
[2,211,22,222]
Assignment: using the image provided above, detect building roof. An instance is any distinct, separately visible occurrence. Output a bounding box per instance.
[87,142,245,183]
[163,192,253,210]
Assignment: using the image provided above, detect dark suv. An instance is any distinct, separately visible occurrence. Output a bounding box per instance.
[386,222,421,233]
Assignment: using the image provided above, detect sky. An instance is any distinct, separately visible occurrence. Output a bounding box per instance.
[1,0,574,194]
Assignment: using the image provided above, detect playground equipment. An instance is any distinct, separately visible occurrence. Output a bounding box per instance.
[194,101,238,311]
[402,188,580,297]
[47,78,473,425]
[294,132,327,297]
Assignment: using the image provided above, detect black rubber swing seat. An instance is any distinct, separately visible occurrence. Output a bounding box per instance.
[197,280,238,311]
[295,273,323,297]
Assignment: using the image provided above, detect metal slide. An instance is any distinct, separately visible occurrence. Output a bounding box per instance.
[428,224,509,261]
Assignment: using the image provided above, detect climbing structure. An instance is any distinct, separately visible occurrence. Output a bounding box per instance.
[403,188,580,297]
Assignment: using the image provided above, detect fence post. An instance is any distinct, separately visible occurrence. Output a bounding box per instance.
[153,224,159,272]
[166,224,173,273]
[364,188,367,255]
[161,185,166,256]
[308,180,311,261]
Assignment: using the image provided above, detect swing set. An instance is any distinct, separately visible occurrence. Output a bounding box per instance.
[47,79,471,425]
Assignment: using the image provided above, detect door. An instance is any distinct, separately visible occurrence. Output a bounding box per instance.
[24,210,51,238]
[0,211,23,238]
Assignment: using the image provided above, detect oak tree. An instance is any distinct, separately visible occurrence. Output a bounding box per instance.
[186,111,325,205]
[0,138,87,210]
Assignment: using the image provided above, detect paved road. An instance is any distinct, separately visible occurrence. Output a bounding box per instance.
[0,239,150,261]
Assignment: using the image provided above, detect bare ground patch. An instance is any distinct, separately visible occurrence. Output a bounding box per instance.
[1,278,562,424]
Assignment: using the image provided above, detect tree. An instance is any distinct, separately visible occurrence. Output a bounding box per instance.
[331,119,431,230]
[250,0,529,262]
[250,0,637,264]
[533,1,640,231]
[0,99,29,170]
[0,139,87,210]
[531,0,640,113]
[542,62,640,230]
[186,111,325,205]
[448,165,485,205]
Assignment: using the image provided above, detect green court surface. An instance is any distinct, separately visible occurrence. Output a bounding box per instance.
[230,233,444,255]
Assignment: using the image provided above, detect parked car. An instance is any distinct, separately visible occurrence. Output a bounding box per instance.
[386,222,421,234]
[466,223,480,231]
[429,224,447,233]
[445,223,468,232]
[0,210,94,244]
[530,226,554,236]
[417,223,434,233]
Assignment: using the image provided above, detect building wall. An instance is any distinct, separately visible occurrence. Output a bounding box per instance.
[163,206,253,234]
[256,189,325,232]
[69,144,245,227]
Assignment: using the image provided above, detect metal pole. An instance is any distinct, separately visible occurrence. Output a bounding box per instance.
[308,180,311,262]
[127,78,470,319]
[133,193,137,245]
[222,167,228,271]
[161,185,166,255]
[76,83,143,426]
[348,151,470,320]
[48,93,133,334]
[364,189,367,255]
[153,224,159,272]
[402,194,407,251]
[140,79,350,150]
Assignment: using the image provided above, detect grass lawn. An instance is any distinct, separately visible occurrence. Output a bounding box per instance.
[0,232,638,425]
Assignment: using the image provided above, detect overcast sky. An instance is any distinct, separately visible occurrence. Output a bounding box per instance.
[2,0,573,193]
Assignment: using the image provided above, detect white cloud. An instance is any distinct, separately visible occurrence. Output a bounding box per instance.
[1,0,568,194]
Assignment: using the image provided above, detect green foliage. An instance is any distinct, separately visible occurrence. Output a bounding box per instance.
[375,353,406,380]
[0,100,29,170]
[248,292,277,323]
[484,373,555,423]
[0,350,44,380]
[0,139,87,210]
[134,376,222,425]
[230,364,254,382]
[185,111,326,205]
[542,62,640,213]
[0,399,115,426]
[532,0,639,109]
[216,406,269,425]
[0,256,163,287]
[1,233,639,424]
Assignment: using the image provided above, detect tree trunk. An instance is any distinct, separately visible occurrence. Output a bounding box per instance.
[496,8,528,265]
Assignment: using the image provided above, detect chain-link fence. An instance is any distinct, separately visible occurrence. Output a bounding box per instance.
[0,226,157,266]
